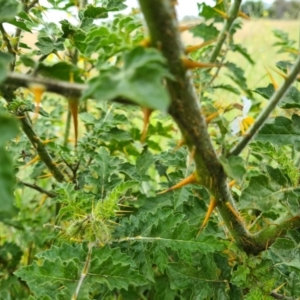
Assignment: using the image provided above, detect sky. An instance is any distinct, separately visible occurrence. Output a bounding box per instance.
[38,0,200,21]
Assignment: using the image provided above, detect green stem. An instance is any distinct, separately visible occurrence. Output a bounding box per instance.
[0,23,15,70]
[1,86,66,183]
[253,214,300,250]
[229,55,300,156]
[209,0,242,63]
[20,114,66,182]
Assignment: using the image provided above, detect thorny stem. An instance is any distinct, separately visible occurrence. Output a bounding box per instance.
[20,113,66,182]
[229,55,300,156]
[0,85,66,182]
[3,72,133,105]
[209,0,243,63]
[138,0,254,252]
[138,0,300,254]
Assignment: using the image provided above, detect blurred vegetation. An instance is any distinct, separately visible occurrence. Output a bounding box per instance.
[241,0,300,19]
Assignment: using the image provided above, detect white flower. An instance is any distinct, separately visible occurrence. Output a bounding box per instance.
[231,96,254,135]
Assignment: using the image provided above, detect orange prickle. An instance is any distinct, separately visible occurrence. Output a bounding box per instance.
[178,24,197,32]
[238,11,250,20]
[205,111,219,124]
[265,66,279,90]
[197,196,217,236]
[139,38,151,48]
[270,66,288,80]
[141,107,153,143]
[225,202,244,223]
[28,83,46,119]
[23,155,40,168]
[68,97,79,147]
[68,72,79,147]
[212,7,228,19]
[228,179,236,188]
[185,39,217,54]
[157,172,198,195]
[173,137,186,151]
[181,57,223,69]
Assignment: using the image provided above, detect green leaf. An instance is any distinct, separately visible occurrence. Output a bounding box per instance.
[7,19,32,33]
[0,109,19,221]
[239,174,281,211]
[35,36,64,55]
[82,47,172,112]
[0,52,13,83]
[256,114,300,146]
[231,265,250,287]
[106,0,127,11]
[226,62,250,95]
[87,147,123,197]
[271,238,295,251]
[219,156,246,183]
[190,23,219,41]
[254,83,275,99]
[136,149,154,180]
[84,26,121,56]
[231,44,255,65]
[37,62,83,83]
[212,84,240,95]
[15,244,146,299]
[95,181,138,219]
[60,20,87,53]
[197,2,225,22]
[166,259,226,299]
[0,0,22,22]
[255,84,300,109]
[266,166,290,187]
[84,5,109,19]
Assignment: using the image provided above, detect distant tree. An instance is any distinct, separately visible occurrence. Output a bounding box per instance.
[241,0,265,17]
[268,0,300,19]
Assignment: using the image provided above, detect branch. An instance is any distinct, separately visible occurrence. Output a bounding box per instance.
[0,23,15,70]
[1,86,66,183]
[4,72,86,98]
[229,55,300,156]
[138,0,256,252]
[3,72,133,105]
[209,0,242,63]
[19,114,66,182]
[13,0,39,62]
[253,215,300,250]
[19,181,57,198]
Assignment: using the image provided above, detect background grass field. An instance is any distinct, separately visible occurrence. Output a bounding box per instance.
[182,19,299,102]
